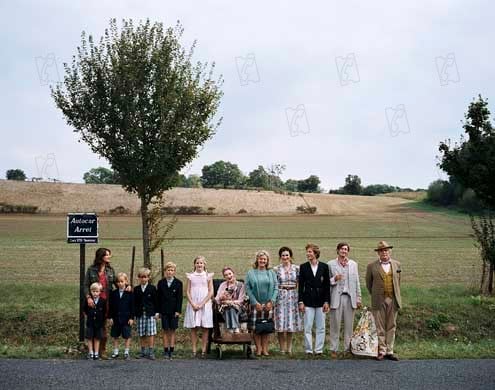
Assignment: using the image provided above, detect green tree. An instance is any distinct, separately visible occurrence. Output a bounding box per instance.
[284,179,299,192]
[201,161,245,188]
[297,175,320,193]
[6,169,26,181]
[343,174,362,195]
[83,167,119,184]
[438,95,495,293]
[247,166,269,188]
[52,19,223,268]
[177,174,202,188]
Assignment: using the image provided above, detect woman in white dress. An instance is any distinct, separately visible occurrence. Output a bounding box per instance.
[184,256,214,357]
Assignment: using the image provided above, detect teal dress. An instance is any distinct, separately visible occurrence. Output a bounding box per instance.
[245,269,278,325]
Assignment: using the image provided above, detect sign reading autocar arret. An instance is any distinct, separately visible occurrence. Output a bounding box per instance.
[67,213,98,243]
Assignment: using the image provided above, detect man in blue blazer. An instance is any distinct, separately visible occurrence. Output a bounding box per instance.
[298,243,330,355]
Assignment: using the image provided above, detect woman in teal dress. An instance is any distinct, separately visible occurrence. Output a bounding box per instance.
[245,250,278,356]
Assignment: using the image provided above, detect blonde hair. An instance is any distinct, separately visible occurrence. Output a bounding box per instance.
[193,256,207,271]
[253,250,271,269]
[165,262,177,271]
[138,267,151,277]
[116,272,128,283]
[90,282,102,292]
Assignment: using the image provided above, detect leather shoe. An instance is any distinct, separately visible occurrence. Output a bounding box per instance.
[331,351,338,359]
[386,354,399,361]
[376,353,385,361]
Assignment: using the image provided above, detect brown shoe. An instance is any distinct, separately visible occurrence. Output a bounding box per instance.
[376,353,385,361]
[331,351,338,359]
[386,354,399,361]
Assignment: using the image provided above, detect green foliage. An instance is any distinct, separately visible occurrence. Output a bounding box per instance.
[362,184,400,196]
[6,169,26,181]
[247,165,269,189]
[83,167,119,184]
[439,95,495,209]
[0,203,38,214]
[297,175,320,193]
[201,160,245,188]
[343,174,362,195]
[176,174,202,188]
[296,205,317,214]
[51,18,223,267]
[283,179,299,192]
[161,206,215,215]
[470,213,495,294]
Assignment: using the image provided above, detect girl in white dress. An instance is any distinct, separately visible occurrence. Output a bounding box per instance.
[184,256,214,357]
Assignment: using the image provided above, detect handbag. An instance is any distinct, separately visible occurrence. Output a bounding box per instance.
[350,307,378,357]
[255,318,274,334]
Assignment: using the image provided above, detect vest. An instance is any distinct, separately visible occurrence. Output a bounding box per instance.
[383,269,394,298]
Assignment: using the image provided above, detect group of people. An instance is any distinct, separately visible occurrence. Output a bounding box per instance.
[83,240,402,361]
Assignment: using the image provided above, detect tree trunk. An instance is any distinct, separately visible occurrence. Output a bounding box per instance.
[480,258,488,295]
[140,197,151,269]
[489,262,494,295]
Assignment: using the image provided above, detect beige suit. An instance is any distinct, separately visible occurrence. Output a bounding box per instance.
[365,259,401,355]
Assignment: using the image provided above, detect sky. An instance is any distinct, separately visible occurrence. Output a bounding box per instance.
[0,0,493,191]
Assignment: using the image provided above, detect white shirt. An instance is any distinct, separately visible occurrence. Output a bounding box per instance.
[119,289,124,298]
[141,283,148,292]
[166,277,174,288]
[310,262,319,276]
[381,262,391,273]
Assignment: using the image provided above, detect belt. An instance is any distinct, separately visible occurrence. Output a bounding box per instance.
[280,286,297,290]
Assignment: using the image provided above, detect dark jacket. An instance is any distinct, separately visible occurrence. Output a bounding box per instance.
[84,297,107,329]
[109,289,134,325]
[157,278,183,315]
[84,265,116,298]
[298,261,330,308]
[133,284,158,317]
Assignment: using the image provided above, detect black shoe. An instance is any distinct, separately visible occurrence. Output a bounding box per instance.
[386,354,399,361]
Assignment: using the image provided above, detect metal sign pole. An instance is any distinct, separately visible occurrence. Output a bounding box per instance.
[79,243,86,342]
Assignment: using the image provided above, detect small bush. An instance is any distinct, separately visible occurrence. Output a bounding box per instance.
[109,205,130,215]
[296,205,317,214]
[161,206,214,215]
[0,203,38,214]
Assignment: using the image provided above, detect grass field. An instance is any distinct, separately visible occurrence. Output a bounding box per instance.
[1,202,494,359]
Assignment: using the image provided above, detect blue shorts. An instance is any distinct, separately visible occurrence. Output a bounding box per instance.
[161,314,179,330]
[110,323,132,339]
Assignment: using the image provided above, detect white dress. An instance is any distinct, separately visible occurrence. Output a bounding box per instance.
[184,271,214,328]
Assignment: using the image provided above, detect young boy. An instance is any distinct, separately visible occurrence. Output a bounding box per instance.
[109,272,134,360]
[133,267,159,360]
[157,262,183,360]
[83,282,107,360]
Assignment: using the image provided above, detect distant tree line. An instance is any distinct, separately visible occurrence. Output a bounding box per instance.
[83,161,322,193]
[328,174,419,196]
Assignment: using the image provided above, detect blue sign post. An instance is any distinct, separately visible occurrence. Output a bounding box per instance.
[67,213,99,342]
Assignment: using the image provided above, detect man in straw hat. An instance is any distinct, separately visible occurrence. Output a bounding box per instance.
[365,241,402,361]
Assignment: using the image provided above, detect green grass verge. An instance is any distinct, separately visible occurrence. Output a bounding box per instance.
[1,283,494,359]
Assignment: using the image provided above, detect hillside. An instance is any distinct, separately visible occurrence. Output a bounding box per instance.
[0,180,411,215]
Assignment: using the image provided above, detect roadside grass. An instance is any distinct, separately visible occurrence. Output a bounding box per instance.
[1,283,494,359]
[0,213,490,359]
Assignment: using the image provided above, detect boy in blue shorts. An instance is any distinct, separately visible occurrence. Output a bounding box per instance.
[133,267,159,359]
[109,272,134,360]
[157,262,183,360]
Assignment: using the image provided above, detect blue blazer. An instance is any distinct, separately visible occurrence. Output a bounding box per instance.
[109,289,134,325]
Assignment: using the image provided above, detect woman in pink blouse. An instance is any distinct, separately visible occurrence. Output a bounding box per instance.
[215,267,246,333]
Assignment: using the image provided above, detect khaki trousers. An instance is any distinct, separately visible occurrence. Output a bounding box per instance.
[329,294,355,352]
[372,297,398,355]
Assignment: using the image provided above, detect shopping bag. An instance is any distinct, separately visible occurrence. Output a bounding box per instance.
[350,307,378,357]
